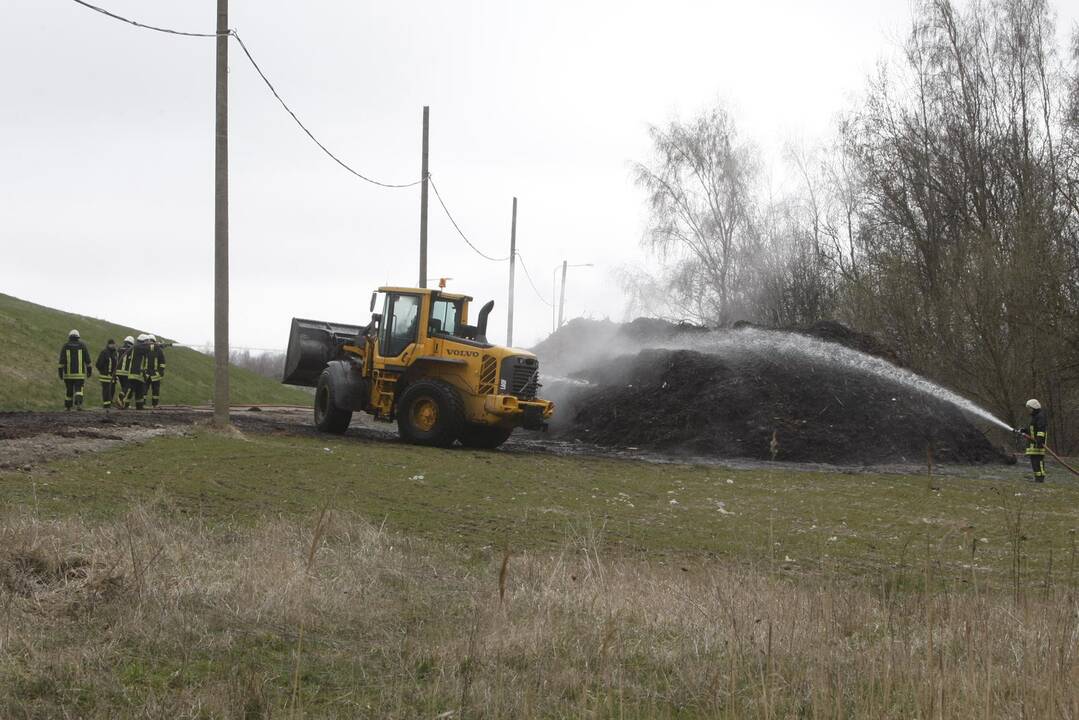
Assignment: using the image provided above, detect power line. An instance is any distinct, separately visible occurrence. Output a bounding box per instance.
[428,176,511,262]
[68,0,562,308]
[71,0,219,37]
[69,0,421,189]
[514,251,554,306]
[231,32,422,189]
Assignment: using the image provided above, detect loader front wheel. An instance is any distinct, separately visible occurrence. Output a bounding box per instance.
[397,380,464,448]
[458,423,513,449]
[314,369,352,434]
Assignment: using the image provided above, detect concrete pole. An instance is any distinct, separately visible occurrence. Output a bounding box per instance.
[419,106,430,288]
[506,197,517,346]
[551,266,557,334]
[213,0,230,427]
[557,260,568,329]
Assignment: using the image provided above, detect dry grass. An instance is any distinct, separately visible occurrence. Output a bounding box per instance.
[2,500,1078,718]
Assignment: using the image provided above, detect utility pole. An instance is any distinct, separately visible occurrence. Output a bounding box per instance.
[557,260,568,329]
[418,105,430,288]
[213,0,229,427]
[551,261,593,333]
[551,268,557,334]
[506,197,517,346]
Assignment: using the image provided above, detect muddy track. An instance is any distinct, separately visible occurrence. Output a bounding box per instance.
[0,406,1034,482]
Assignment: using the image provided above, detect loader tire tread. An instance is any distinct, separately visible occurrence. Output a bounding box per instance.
[397,380,464,448]
[458,423,513,449]
[314,369,353,434]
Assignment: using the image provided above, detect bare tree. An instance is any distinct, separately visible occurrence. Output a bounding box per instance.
[633,107,762,324]
[629,108,844,327]
[843,0,1079,448]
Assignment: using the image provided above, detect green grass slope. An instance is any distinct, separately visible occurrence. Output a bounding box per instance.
[0,293,310,410]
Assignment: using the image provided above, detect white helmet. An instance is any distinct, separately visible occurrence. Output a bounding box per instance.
[148,334,158,343]
[136,333,149,342]
[123,335,135,345]
[1026,398,1041,411]
[69,329,80,339]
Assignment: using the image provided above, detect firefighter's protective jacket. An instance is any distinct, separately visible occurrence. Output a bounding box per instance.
[147,343,166,381]
[128,341,152,379]
[116,344,133,378]
[95,347,118,379]
[58,340,92,380]
[1026,410,1048,456]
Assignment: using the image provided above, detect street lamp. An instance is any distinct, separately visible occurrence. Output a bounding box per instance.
[551,261,594,333]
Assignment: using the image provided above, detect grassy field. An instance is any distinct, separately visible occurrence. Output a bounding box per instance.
[2,429,1078,717]
[0,293,310,410]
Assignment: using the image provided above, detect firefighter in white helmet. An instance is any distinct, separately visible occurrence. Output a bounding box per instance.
[57,329,92,410]
[114,336,136,407]
[124,334,152,410]
[145,334,167,408]
[1015,399,1048,482]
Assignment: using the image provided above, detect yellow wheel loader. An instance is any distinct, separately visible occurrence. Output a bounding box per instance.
[282,286,554,449]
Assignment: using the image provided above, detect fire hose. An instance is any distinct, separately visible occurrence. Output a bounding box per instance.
[1017,431,1079,477]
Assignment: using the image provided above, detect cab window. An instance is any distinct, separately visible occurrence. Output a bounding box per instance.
[379,294,420,357]
[429,298,461,336]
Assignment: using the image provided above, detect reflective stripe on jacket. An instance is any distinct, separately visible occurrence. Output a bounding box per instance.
[147,344,166,381]
[1026,411,1048,456]
[96,347,118,380]
[128,342,151,377]
[116,346,133,377]
[58,341,91,380]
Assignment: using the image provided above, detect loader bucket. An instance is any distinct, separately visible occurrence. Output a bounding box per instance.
[282,317,363,387]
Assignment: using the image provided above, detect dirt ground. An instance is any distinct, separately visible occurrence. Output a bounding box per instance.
[0,404,1040,482]
[0,411,185,471]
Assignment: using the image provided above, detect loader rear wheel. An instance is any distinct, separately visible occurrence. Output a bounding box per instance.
[397,380,463,448]
[458,423,513,449]
[314,369,352,434]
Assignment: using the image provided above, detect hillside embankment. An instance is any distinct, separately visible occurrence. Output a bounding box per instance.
[0,293,310,410]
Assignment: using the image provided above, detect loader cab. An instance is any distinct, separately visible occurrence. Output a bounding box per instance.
[428,296,462,337]
[373,287,476,360]
[377,292,422,358]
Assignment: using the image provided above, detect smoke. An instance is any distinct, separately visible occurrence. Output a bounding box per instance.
[669,328,1012,431]
[535,320,1011,432]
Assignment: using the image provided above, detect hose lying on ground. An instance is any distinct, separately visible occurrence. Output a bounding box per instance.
[1019,432,1079,477]
[1045,445,1079,476]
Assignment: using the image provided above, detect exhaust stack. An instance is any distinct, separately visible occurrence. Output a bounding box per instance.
[476,300,495,342]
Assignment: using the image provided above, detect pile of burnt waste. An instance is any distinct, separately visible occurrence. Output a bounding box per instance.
[534,318,1007,465]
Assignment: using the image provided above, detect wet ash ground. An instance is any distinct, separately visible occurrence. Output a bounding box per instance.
[0,407,1024,481]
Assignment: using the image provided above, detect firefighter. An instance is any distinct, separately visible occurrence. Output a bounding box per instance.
[57,329,92,410]
[115,336,135,407]
[126,334,152,410]
[145,334,167,408]
[95,338,118,410]
[1015,398,1048,482]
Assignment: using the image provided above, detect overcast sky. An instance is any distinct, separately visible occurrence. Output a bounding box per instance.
[3,1,1076,352]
